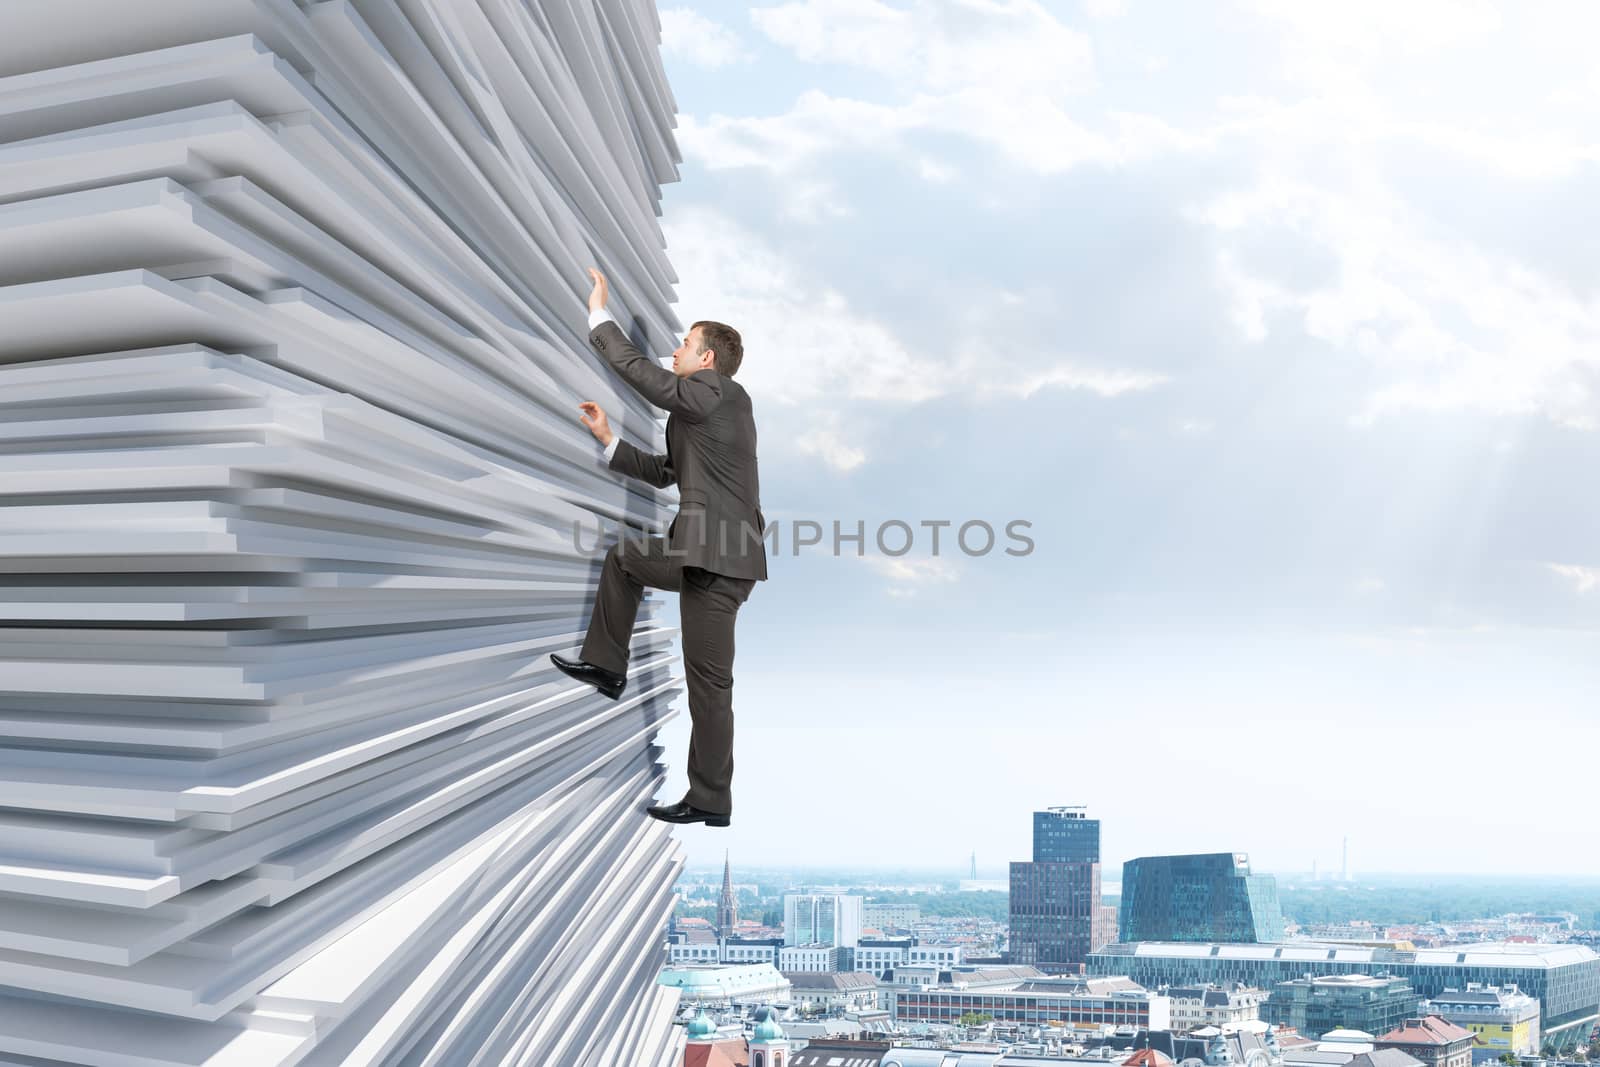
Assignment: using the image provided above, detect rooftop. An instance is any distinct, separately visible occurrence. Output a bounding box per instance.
[783,971,880,990]
[1346,1051,1426,1067]
[1323,1030,1378,1042]
[657,964,789,994]
[686,1043,750,1067]
[1096,941,1598,968]
[1285,974,1406,989]
[1013,976,1151,997]
[1124,1050,1176,1067]
[1378,1017,1474,1047]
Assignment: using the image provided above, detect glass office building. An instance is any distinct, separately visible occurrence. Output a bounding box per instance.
[783,894,862,948]
[1263,974,1422,1038]
[1119,852,1285,943]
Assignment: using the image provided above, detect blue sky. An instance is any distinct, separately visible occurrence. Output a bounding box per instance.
[637,0,1600,876]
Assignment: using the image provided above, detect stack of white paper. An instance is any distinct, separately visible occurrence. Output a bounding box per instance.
[0,2,690,1064]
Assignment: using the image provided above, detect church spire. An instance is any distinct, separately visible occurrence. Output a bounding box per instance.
[716,850,738,939]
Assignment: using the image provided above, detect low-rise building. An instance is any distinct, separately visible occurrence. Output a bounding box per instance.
[658,964,791,1008]
[1420,985,1540,1061]
[783,971,881,1014]
[1089,1021,1286,1066]
[681,1008,751,1067]
[863,905,920,932]
[1345,1051,1427,1067]
[681,1005,792,1067]
[909,943,965,968]
[1376,1016,1473,1067]
[894,972,1170,1029]
[1266,975,1421,1039]
[725,938,784,966]
[779,944,842,973]
[1167,982,1269,1029]
[854,938,913,975]
[671,941,724,965]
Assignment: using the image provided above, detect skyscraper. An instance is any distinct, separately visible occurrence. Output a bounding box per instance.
[1009,806,1112,972]
[717,850,739,939]
[1119,852,1286,943]
[783,894,863,948]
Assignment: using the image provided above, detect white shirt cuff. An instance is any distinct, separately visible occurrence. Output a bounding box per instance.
[589,306,617,330]
[603,436,620,462]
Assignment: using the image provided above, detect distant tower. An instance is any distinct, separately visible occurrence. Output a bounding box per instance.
[1311,859,1318,882]
[716,850,738,938]
[1341,837,1349,882]
[970,851,978,880]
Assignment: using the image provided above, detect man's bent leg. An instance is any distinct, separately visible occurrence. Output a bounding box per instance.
[579,535,681,675]
[677,568,755,815]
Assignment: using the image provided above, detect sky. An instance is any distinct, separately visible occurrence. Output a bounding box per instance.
[635,0,1600,877]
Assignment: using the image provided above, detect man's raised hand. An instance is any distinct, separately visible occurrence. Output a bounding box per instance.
[586,267,609,314]
[578,401,614,447]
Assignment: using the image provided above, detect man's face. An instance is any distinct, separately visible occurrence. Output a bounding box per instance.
[671,326,711,377]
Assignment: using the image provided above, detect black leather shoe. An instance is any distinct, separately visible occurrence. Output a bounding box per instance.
[646,800,731,827]
[550,653,626,700]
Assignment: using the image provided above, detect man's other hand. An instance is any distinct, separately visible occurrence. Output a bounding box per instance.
[578,401,614,446]
[586,267,609,314]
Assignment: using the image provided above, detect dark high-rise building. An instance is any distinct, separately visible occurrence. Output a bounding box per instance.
[1119,852,1285,943]
[1033,807,1100,862]
[1009,806,1112,973]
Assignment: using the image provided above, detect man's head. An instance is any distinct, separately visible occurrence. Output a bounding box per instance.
[671,321,743,378]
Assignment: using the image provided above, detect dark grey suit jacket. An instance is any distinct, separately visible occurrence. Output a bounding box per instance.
[590,319,768,581]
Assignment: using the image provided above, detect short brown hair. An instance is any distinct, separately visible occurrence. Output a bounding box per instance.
[691,320,743,377]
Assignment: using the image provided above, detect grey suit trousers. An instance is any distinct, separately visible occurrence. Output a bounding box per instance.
[580,534,755,815]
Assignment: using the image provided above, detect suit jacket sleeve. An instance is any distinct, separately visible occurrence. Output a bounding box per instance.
[589,319,722,421]
[608,437,677,488]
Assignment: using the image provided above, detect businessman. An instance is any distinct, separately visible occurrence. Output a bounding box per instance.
[552,267,768,828]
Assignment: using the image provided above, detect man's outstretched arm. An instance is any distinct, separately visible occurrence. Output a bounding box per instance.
[609,436,677,488]
[579,401,676,488]
[585,268,722,421]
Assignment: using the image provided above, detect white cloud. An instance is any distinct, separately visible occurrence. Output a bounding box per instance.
[668,0,1200,183]
[677,88,1198,184]
[1083,0,1127,17]
[659,8,747,69]
[1548,563,1600,595]
[1241,0,1502,62]
[860,553,961,596]
[1193,165,1600,430]
[752,0,1096,100]
[662,204,944,409]
[676,91,911,174]
[990,362,1170,400]
[794,424,866,472]
[660,205,1164,467]
[668,0,1600,454]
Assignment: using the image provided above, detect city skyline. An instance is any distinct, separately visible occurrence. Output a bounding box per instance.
[676,863,1600,882]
